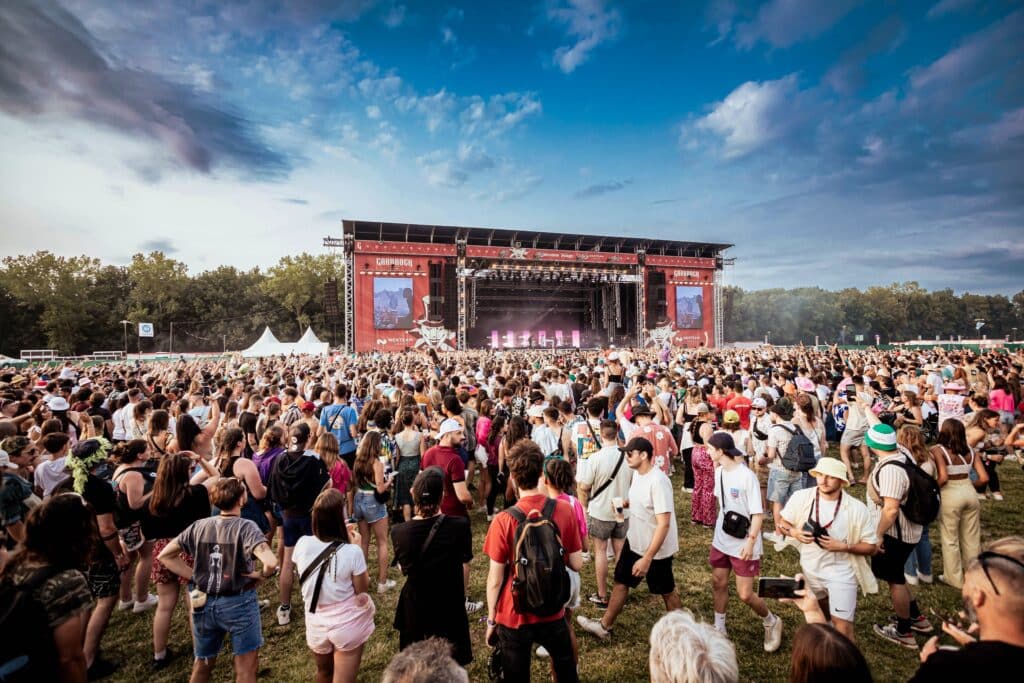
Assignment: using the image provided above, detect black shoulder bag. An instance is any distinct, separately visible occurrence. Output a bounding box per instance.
[299,541,343,614]
[591,451,625,500]
[718,469,751,539]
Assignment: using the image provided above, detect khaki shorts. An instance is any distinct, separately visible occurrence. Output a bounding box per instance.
[588,516,628,541]
[840,426,866,447]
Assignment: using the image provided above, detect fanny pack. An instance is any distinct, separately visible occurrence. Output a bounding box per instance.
[718,470,750,539]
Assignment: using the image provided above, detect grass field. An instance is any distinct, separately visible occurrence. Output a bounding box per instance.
[103,451,1023,682]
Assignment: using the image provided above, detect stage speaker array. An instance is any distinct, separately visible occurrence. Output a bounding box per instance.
[323,279,339,323]
[442,262,457,323]
[428,262,444,320]
[647,269,667,323]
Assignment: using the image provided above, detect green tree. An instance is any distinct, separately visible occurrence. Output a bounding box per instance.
[261,253,344,337]
[126,252,189,347]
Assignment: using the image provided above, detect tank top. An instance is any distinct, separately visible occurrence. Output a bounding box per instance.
[937,445,973,477]
[395,430,421,459]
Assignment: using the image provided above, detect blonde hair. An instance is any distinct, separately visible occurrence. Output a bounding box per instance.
[649,611,738,683]
[316,432,340,472]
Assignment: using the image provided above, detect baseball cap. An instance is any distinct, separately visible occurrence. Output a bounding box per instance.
[437,418,464,439]
[619,436,653,457]
[707,432,743,457]
[300,401,315,412]
[722,409,740,424]
[751,397,767,409]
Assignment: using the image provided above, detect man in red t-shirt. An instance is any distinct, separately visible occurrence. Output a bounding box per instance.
[484,440,583,682]
[726,382,753,430]
[422,418,481,612]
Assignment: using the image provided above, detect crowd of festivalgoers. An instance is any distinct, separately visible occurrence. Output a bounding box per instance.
[0,344,1022,682]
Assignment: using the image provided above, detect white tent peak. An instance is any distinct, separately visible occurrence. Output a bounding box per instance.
[254,327,281,344]
[297,327,322,345]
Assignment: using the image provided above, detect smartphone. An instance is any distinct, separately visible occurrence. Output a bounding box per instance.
[846,386,856,401]
[757,577,805,599]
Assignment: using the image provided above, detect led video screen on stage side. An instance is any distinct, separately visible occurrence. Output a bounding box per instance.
[373,277,414,329]
[675,286,704,329]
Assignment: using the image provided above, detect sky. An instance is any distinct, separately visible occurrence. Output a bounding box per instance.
[0,0,1021,294]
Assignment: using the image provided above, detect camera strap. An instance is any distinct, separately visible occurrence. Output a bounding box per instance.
[811,489,842,530]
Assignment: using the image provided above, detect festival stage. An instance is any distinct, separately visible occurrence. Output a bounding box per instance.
[328,221,731,353]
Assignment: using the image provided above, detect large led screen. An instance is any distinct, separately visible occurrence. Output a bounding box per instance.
[373,277,414,329]
[675,286,704,330]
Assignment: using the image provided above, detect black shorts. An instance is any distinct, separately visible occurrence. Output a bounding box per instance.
[87,558,121,599]
[613,541,675,595]
[871,534,916,585]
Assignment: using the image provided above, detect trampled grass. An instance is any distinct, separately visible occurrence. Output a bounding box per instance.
[103,452,1023,682]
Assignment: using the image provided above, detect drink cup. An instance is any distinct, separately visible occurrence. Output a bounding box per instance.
[612,496,625,523]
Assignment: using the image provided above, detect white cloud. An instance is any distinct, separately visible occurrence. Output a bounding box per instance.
[460,92,542,137]
[365,105,382,120]
[369,121,400,159]
[357,74,403,100]
[927,0,976,20]
[733,0,858,49]
[548,0,622,74]
[693,74,801,158]
[909,10,1023,94]
[383,3,406,28]
[456,143,495,172]
[417,150,469,188]
[396,89,457,133]
[442,26,457,44]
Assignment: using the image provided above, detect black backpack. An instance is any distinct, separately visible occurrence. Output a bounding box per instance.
[0,567,60,683]
[776,424,817,472]
[873,456,941,528]
[505,498,570,617]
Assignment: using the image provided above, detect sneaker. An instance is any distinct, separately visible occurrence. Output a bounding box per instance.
[87,657,119,680]
[258,599,271,610]
[992,492,1004,501]
[465,598,483,614]
[536,645,550,658]
[581,551,592,563]
[151,649,174,672]
[116,599,134,612]
[587,593,609,608]
[887,614,934,633]
[681,487,693,493]
[763,614,783,653]
[762,531,782,544]
[486,514,494,522]
[904,573,919,586]
[576,615,611,640]
[378,579,397,594]
[873,623,918,649]
[918,573,933,584]
[132,593,158,614]
[978,493,989,501]
[276,604,291,626]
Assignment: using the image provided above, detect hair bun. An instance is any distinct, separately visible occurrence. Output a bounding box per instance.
[290,436,299,445]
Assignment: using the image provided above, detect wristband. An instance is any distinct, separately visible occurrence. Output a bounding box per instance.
[486,618,497,627]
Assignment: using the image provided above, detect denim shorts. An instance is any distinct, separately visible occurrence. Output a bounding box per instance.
[191,590,263,660]
[767,468,807,505]
[352,491,388,524]
[282,516,312,548]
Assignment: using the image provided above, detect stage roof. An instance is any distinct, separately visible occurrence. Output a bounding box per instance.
[342,220,732,259]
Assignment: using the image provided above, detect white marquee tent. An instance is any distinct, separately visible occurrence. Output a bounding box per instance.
[240,326,329,357]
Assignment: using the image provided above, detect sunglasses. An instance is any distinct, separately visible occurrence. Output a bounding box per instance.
[977,551,1024,596]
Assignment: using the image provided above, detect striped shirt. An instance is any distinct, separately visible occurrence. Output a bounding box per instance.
[866,452,923,544]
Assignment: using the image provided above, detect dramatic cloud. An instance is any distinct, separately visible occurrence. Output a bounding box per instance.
[548,0,622,73]
[691,74,806,158]
[731,0,858,49]
[0,0,290,178]
[573,179,633,199]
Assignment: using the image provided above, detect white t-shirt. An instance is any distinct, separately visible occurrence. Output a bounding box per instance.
[531,425,560,457]
[576,444,632,522]
[780,487,856,584]
[292,538,367,612]
[34,457,68,498]
[712,464,763,559]
[937,394,965,427]
[767,421,795,470]
[625,467,678,560]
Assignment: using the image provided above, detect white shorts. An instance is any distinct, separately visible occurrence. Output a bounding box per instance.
[474,445,489,467]
[804,574,858,623]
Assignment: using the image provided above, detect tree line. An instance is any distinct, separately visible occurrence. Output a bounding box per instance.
[1,251,1021,356]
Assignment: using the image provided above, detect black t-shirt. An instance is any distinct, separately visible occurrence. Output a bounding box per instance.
[142,485,211,540]
[53,473,117,561]
[909,641,1024,682]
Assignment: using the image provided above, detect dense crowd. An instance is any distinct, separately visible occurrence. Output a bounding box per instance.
[1,344,1022,683]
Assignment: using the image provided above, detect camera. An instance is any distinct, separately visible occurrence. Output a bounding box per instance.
[802,519,830,546]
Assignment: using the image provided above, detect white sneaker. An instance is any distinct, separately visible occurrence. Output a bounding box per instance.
[116,599,134,612]
[681,487,693,493]
[536,645,550,658]
[378,579,397,594]
[132,594,159,613]
[465,598,483,614]
[276,604,291,626]
[762,531,782,544]
[581,551,591,563]
[763,614,783,653]
[978,493,989,501]
[576,615,611,640]
[258,599,271,610]
[992,492,1004,501]
[487,514,494,522]
[918,573,933,584]
[904,573,919,586]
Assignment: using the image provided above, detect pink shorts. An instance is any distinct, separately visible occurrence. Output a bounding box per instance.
[305,593,376,654]
[709,545,761,578]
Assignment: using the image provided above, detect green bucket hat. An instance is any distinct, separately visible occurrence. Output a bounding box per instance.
[865,423,897,452]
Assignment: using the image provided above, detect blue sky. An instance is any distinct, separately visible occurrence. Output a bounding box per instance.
[0,0,1021,293]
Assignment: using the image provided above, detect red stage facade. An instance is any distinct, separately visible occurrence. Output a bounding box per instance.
[336,221,731,353]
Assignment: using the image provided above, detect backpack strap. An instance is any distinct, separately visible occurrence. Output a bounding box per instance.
[591,451,625,500]
[871,457,909,541]
[401,515,446,576]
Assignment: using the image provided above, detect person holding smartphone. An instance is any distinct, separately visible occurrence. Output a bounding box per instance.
[777,457,878,641]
